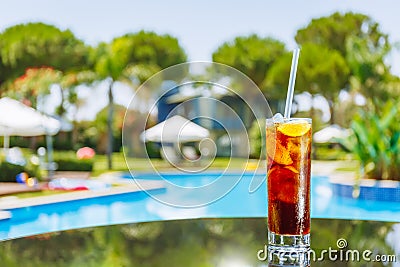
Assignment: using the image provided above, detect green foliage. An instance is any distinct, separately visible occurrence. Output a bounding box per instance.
[55,158,93,172]
[248,119,264,158]
[266,43,349,101]
[340,101,400,180]
[295,11,396,116]
[123,63,161,84]
[91,30,187,169]
[0,22,94,118]
[93,41,130,80]
[295,12,389,59]
[56,70,98,116]
[0,161,40,182]
[93,30,187,81]
[92,104,125,153]
[145,142,161,158]
[346,36,390,87]
[313,144,351,161]
[94,104,125,135]
[5,67,62,107]
[266,43,349,123]
[54,152,93,171]
[346,35,399,109]
[212,34,286,87]
[126,30,187,69]
[0,22,89,83]
[0,162,25,182]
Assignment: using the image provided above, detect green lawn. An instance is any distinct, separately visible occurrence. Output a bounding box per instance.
[91,153,247,176]
[334,160,359,172]
[12,190,70,199]
[313,145,353,161]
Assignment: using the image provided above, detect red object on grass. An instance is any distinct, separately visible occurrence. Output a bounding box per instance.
[76,147,95,159]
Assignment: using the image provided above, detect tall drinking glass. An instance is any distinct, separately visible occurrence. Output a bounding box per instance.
[266,118,312,263]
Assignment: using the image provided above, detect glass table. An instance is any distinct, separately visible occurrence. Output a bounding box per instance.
[0,218,398,267]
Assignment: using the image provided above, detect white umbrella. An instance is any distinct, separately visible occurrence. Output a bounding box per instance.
[313,124,351,143]
[140,115,209,143]
[0,97,61,177]
[0,97,60,137]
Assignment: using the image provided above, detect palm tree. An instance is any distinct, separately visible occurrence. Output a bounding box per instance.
[92,31,187,169]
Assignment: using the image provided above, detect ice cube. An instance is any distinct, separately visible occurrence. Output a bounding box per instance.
[272,113,284,123]
[268,166,299,203]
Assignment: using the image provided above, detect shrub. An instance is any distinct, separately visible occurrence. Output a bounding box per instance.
[145,142,161,158]
[0,161,40,182]
[55,159,93,172]
[249,119,265,159]
[54,153,93,171]
[0,162,25,182]
[340,101,400,180]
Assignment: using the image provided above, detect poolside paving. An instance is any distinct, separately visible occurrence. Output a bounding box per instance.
[0,182,44,196]
[0,171,91,196]
[0,210,11,220]
[0,179,165,211]
[312,160,356,178]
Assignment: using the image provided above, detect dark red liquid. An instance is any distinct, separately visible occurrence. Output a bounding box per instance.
[266,121,311,235]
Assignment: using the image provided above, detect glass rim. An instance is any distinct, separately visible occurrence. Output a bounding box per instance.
[266,117,312,123]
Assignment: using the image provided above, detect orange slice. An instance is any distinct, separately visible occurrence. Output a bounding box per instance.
[284,165,299,174]
[266,139,293,165]
[277,121,311,137]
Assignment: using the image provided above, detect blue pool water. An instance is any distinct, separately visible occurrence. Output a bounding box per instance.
[0,173,399,241]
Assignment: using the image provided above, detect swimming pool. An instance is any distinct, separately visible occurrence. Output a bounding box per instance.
[0,173,399,241]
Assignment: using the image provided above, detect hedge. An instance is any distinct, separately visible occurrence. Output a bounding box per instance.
[0,162,39,182]
[54,158,93,172]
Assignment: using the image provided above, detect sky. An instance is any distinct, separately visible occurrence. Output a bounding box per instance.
[1,0,399,120]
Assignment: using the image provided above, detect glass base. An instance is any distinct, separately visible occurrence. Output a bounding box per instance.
[268,232,310,266]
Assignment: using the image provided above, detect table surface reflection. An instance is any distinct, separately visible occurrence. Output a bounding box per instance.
[0,218,399,267]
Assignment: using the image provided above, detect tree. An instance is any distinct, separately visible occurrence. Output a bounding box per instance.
[266,43,349,123]
[295,12,389,60]
[93,31,187,169]
[212,34,286,87]
[0,22,89,86]
[0,22,94,123]
[6,67,62,108]
[295,12,396,114]
[92,104,126,154]
[57,70,98,117]
[346,36,398,110]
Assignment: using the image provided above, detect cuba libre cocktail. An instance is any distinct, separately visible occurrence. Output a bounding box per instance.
[266,118,312,254]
